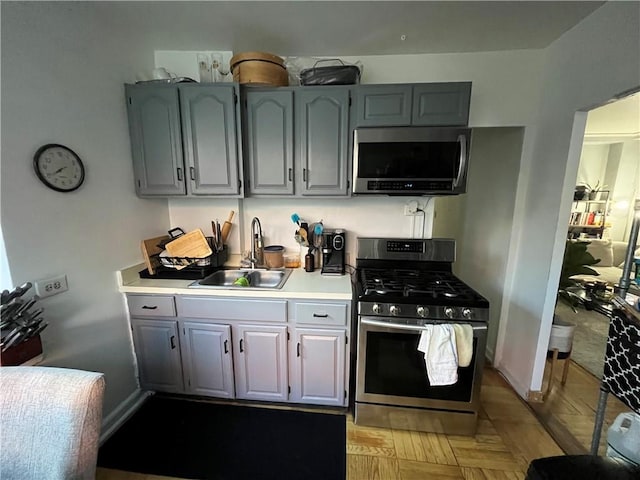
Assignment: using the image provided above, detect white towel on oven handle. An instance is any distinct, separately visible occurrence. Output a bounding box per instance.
[452,323,473,367]
[417,324,458,386]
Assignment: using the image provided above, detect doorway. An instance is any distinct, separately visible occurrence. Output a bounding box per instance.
[529,92,640,454]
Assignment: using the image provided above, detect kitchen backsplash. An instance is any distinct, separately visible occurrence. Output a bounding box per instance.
[168,196,435,266]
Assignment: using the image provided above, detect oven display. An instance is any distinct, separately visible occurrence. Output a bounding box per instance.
[386,241,424,253]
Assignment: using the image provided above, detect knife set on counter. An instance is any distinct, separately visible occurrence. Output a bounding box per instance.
[139,212,234,280]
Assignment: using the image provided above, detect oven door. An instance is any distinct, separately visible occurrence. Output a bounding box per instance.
[356,317,486,412]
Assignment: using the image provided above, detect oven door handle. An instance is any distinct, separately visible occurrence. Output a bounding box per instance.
[360,318,487,332]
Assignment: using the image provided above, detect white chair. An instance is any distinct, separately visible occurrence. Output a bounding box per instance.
[0,366,105,480]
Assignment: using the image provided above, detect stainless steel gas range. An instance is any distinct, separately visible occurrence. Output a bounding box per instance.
[354,237,490,435]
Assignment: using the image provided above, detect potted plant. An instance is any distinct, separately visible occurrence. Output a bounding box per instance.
[0,282,47,365]
[557,240,601,309]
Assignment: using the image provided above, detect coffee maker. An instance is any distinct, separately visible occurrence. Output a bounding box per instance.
[321,229,346,275]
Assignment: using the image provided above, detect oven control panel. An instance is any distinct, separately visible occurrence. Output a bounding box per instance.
[359,302,489,322]
[386,240,424,253]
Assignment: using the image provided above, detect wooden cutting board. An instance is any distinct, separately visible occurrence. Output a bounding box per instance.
[165,229,212,260]
[141,235,170,275]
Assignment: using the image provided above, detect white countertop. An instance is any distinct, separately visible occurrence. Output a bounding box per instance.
[117,264,354,300]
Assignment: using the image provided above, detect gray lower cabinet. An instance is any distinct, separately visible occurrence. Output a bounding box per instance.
[244,86,351,197]
[353,82,471,127]
[127,294,351,406]
[233,324,288,402]
[130,317,184,393]
[125,83,243,197]
[290,328,346,406]
[180,321,234,398]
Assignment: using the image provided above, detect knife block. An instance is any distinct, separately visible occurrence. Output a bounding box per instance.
[0,334,43,366]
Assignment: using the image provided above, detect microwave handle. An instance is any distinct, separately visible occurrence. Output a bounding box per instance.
[453,134,467,189]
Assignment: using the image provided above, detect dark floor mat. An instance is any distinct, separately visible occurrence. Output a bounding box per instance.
[98,396,346,480]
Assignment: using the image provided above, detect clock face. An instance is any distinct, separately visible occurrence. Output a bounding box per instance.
[33,144,85,192]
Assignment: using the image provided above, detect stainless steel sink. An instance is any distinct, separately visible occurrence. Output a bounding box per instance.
[189,269,292,290]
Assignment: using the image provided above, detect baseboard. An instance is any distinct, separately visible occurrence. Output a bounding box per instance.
[100,389,152,445]
[527,390,545,403]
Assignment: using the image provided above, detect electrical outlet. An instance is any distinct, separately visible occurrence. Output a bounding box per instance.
[35,275,68,298]
[404,201,419,216]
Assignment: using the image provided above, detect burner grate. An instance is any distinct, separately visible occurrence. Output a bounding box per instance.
[360,268,481,302]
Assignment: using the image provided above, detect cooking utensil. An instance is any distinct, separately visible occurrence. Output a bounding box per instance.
[221,210,235,244]
[216,221,223,252]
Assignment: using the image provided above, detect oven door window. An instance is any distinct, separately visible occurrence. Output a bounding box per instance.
[364,331,476,402]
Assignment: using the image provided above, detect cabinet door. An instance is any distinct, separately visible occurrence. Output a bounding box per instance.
[354,85,412,127]
[131,318,183,393]
[245,90,294,195]
[181,322,234,398]
[412,83,471,126]
[290,328,346,406]
[179,85,241,196]
[296,88,350,196]
[125,85,186,196]
[233,324,288,401]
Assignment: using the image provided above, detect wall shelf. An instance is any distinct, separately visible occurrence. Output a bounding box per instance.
[568,190,610,239]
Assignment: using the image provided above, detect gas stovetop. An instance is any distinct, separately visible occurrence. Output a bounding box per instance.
[356,237,490,322]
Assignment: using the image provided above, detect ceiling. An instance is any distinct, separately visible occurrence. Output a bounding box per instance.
[105,1,606,56]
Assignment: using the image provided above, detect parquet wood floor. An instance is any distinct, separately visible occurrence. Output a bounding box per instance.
[528,357,629,456]
[98,367,566,480]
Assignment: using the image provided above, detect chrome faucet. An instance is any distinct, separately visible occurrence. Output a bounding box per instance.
[250,217,264,269]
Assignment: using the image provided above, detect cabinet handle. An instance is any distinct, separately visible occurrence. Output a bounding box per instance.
[239,338,244,352]
[288,168,293,182]
[303,168,307,181]
[313,313,329,318]
[141,305,158,310]
[177,167,183,181]
[170,335,176,349]
[190,167,195,181]
[297,342,301,357]
[224,339,229,354]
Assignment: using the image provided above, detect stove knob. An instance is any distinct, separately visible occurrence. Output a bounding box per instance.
[416,306,429,318]
[389,305,399,316]
[372,304,382,314]
[462,308,473,319]
[444,307,455,319]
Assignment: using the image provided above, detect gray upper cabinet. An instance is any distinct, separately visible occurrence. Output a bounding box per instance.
[179,85,242,195]
[354,85,412,127]
[125,83,243,198]
[244,90,294,195]
[126,85,185,196]
[412,83,471,126]
[353,82,471,127]
[243,86,350,197]
[296,88,350,196]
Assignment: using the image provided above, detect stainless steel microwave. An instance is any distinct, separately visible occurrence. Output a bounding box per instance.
[352,126,471,196]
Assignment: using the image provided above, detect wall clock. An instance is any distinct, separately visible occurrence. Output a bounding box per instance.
[33,144,85,192]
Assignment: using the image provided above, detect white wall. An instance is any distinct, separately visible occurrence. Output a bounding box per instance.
[168,49,544,267]
[436,128,524,360]
[496,1,640,396]
[1,3,169,419]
